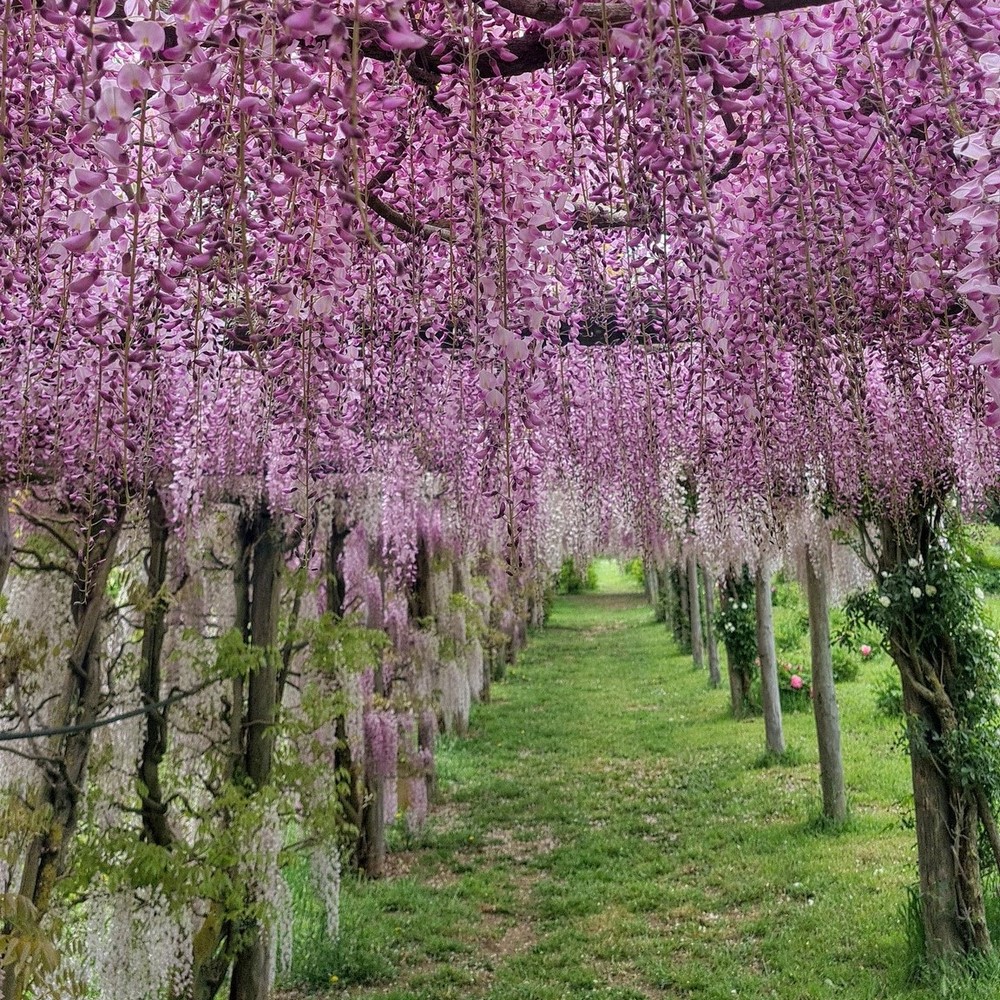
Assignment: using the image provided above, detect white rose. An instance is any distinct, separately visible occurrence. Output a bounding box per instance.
[908,558,919,568]
[911,586,922,599]
[879,595,891,607]
[925,584,937,596]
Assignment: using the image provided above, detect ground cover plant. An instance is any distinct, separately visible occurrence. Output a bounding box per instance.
[277,563,994,1000]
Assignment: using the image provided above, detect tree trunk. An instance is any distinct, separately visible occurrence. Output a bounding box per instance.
[228,924,272,1000]
[0,488,11,597]
[657,563,671,629]
[417,710,437,802]
[755,564,785,756]
[229,512,282,1000]
[138,491,174,848]
[721,569,754,719]
[408,534,432,622]
[243,519,281,788]
[902,666,986,958]
[804,543,846,823]
[326,514,350,620]
[3,511,123,1000]
[702,567,721,689]
[676,565,691,651]
[326,515,366,866]
[361,779,387,879]
[876,507,990,960]
[645,563,660,612]
[728,662,747,718]
[687,553,704,670]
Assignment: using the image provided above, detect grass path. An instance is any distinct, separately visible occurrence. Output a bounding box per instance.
[284,562,954,1000]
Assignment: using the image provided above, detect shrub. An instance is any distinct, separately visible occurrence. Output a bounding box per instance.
[624,557,645,587]
[715,574,757,676]
[746,660,812,714]
[556,558,594,594]
[830,645,861,683]
[873,670,903,718]
[771,574,801,608]
[774,610,809,655]
[777,661,812,712]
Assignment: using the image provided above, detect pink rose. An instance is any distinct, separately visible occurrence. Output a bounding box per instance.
[860,644,872,657]
[790,674,804,690]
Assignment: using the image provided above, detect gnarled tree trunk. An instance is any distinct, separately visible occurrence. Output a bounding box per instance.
[720,569,754,719]
[0,489,11,597]
[186,506,286,1000]
[877,507,990,959]
[3,504,124,1000]
[228,512,283,1000]
[138,490,174,848]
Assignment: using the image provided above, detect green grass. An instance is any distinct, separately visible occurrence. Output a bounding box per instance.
[277,561,1000,999]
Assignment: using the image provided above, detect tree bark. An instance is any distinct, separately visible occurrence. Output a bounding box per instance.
[361,779,387,879]
[755,564,785,756]
[804,543,847,823]
[702,567,721,689]
[417,710,437,802]
[657,563,671,629]
[138,491,174,848]
[228,924,271,1000]
[3,509,123,1000]
[720,568,755,719]
[326,514,350,620]
[326,514,366,866]
[229,511,283,1000]
[408,534,432,622]
[243,517,281,788]
[876,507,990,960]
[686,553,704,670]
[726,644,747,718]
[676,564,691,651]
[645,562,660,612]
[0,488,11,597]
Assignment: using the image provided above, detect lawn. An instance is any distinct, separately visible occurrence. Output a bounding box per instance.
[277,560,999,1000]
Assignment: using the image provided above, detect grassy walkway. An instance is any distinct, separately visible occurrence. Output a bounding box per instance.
[283,563,966,999]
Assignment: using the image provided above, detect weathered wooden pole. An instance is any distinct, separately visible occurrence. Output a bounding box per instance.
[755,563,785,756]
[805,543,847,822]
